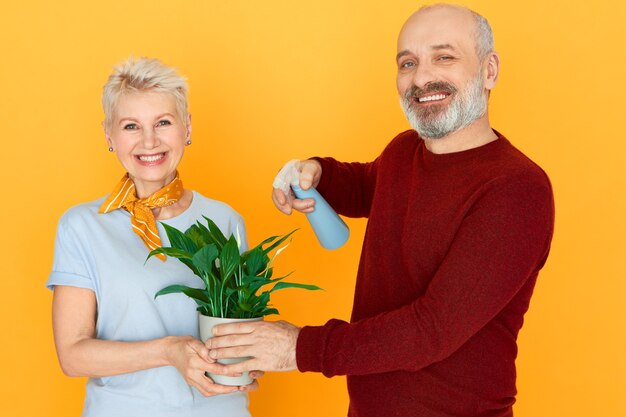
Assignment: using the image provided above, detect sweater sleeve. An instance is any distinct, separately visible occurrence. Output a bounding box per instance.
[313,157,378,218]
[296,173,555,376]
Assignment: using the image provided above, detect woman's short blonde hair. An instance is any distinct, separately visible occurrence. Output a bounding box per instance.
[102,57,189,130]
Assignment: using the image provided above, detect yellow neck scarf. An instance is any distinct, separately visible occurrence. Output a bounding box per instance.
[98,173,184,261]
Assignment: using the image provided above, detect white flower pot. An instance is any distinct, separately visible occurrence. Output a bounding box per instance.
[198,314,263,386]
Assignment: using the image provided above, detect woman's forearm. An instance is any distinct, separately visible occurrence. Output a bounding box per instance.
[57,335,175,378]
[52,286,186,378]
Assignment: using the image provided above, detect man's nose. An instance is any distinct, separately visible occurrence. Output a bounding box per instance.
[411,62,437,90]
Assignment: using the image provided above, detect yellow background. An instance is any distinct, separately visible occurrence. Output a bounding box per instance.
[1,1,624,416]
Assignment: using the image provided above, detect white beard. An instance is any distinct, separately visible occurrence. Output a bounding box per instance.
[400,73,488,139]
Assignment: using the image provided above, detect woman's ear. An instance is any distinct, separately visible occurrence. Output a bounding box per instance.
[103,121,114,150]
[186,114,192,140]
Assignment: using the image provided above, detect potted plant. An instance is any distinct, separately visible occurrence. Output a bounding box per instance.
[147,216,321,385]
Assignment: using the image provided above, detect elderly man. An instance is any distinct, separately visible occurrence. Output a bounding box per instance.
[208,4,554,417]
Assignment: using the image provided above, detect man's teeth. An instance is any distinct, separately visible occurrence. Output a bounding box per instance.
[138,154,164,162]
[418,94,447,103]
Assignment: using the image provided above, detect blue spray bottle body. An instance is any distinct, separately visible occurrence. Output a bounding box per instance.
[291,184,350,250]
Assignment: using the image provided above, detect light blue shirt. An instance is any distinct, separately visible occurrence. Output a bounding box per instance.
[47,191,251,417]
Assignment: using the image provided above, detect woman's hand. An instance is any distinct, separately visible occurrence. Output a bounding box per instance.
[164,336,241,397]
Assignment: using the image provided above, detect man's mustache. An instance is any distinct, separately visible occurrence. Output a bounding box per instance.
[405,82,457,100]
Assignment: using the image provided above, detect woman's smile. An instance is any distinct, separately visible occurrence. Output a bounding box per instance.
[136,152,167,165]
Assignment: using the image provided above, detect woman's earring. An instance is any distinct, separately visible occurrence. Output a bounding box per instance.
[108,146,114,152]
[185,140,192,146]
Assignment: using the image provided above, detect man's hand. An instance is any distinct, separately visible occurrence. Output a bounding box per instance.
[206,321,300,373]
[272,159,322,215]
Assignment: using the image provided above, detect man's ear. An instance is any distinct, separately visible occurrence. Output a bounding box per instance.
[484,52,500,90]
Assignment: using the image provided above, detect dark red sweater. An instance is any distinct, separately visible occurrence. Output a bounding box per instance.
[296,130,554,417]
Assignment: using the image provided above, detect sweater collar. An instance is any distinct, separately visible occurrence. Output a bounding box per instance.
[418,129,508,168]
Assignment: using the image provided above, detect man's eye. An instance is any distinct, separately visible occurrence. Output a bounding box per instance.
[400,61,415,69]
[438,55,454,61]
[157,120,172,126]
[123,123,137,130]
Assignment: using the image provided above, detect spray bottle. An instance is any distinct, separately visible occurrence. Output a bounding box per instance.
[273,160,349,250]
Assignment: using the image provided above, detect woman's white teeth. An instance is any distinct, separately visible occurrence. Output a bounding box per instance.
[138,154,164,162]
[418,94,447,103]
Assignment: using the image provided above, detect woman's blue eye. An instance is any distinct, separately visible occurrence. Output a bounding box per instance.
[157,120,172,126]
[124,123,137,130]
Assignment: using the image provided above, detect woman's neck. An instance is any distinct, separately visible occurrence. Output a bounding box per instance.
[132,175,176,199]
[153,189,193,220]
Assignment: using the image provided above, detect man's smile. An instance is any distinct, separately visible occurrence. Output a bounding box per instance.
[417,93,450,103]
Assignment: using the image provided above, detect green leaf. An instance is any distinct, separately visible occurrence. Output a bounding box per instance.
[241,274,270,287]
[146,243,199,276]
[219,236,240,281]
[224,287,238,297]
[154,284,209,304]
[270,282,323,293]
[254,291,271,307]
[162,223,198,254]
[248,234,279,252]
[180,258,201,278]
[244,272,294,294]
[261,307,279,316]
[237,301,253,312]
[192,244,219,277]
[203,216,228,248]
[185,224,207,249]
[146,247,193,262]
[261,229,298,255]
[196,305,210,315]
[243,247,268,276]
[195,220,223,249]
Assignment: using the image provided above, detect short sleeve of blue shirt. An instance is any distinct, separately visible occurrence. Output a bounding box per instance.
[48,212,96,291]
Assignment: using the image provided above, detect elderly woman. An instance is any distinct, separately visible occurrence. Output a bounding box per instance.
[47,57,256,417]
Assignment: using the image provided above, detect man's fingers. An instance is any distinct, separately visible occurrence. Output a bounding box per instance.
[205,361,244,377]
[299,159,322,190]
[249,370,265,379]
[206,334,254,350]
[271,160,321,214]
[292,198,316,213]
[272,188,293,215]
[209,345,253,361]
[211,359,259,375]
[212,321,265,337]
[273,188,287,205]
[239,379,260,392]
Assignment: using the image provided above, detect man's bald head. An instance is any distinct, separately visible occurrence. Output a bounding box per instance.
[402,4,494,62]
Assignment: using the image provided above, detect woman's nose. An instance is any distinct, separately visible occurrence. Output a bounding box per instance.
[141,128,160,149]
